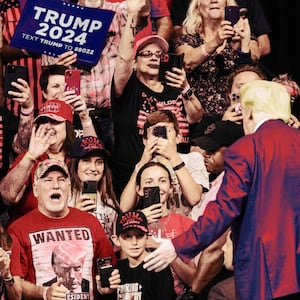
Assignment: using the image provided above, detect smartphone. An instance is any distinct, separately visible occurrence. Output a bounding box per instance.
[141,186,160,209]
[158,53,184,83]
[225,6,240,25]
[82,181,97,211]
[97,257,113,288]
[4,64,29,98]
[152,125,167,139]
[65,69,81,95]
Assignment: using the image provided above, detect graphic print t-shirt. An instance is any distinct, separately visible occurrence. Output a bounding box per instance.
[116,258,176,300]
[112,72,189,167]
[8,208,115,300]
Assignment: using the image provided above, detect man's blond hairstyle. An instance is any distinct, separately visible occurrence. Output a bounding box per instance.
[240,80,291,123]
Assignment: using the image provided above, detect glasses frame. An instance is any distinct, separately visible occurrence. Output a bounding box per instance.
[137,50,163,59]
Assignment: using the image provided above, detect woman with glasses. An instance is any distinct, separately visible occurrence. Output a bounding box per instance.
[111,30,203,198]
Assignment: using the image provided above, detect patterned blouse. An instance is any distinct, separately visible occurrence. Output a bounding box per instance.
[174,33,240,118]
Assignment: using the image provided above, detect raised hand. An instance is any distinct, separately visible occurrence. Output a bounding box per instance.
[7,78,33,109]
[46,278,68,299]
[27,124,53,160]
[54,51,77,67]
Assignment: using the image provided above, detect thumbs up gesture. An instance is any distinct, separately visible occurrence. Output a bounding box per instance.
[44,278,69,299]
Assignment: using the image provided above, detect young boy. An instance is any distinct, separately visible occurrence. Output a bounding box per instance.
[111,210,176,300]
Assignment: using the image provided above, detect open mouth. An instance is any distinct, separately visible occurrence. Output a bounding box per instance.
[148,64,159,69]
[50,193,61,201]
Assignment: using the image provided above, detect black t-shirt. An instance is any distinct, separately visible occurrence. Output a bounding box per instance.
[111,72,189,169]
[117,258,176,300]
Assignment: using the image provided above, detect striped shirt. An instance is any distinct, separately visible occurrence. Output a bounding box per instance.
[1,5,43,116]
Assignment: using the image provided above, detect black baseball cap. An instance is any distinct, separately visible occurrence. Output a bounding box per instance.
[116,210,148,235]
[191,121,244,152]
[69,136,109,159]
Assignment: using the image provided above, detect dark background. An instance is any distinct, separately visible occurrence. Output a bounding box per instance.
[260,0,300,85]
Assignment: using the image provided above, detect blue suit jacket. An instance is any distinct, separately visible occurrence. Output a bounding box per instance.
[173,120,300,299]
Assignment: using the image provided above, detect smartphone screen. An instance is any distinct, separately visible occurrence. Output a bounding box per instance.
[158,53,184,83]
[4,64,29,98]
[225,6,240,25]
[65,69,81,95]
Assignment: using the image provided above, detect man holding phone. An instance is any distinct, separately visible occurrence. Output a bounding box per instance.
[7,159,119,299]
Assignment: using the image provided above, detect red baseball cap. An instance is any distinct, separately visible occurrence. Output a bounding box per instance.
[134,34,169,57]
[34,100,73,124]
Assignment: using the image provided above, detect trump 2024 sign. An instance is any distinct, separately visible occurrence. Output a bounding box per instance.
[11,0,115,67]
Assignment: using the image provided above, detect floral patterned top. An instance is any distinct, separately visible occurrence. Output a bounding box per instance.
[174,33,240,118]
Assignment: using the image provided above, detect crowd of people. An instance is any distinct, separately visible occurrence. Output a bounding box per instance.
[1,0,300,299]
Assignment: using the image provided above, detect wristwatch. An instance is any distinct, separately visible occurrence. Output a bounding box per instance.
[3,276,14,286]
[182,87,194,100]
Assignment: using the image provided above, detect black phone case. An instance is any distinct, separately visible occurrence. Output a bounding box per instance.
[152,125,167,139]
[225,6,240,25]
[97,257,113,288]
[159,53,184,82]
[82,181,97,194]
[141,186,160,209]
[4,65,29,98]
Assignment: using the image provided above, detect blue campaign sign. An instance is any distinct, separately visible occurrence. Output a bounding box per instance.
[10,0,115,67]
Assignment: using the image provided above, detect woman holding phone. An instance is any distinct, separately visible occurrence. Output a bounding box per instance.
[111,30,204,198]
[132,161,198,299]
[67,136,120,240]
[174,0,252,137]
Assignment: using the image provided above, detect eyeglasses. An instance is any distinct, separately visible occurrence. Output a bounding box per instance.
[137,50,162,58]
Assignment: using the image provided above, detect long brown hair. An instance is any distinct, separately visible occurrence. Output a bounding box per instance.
[68,155,120,212]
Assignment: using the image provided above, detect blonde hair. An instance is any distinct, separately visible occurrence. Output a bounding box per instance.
[182,0,203,35]
[240,80,291,123]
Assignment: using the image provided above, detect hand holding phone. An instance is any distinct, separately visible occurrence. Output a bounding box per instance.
[225,6,240,25]
[159,53,184,83]
[4,64,29,98]
[97,257,113,288]
[65,69,81,96]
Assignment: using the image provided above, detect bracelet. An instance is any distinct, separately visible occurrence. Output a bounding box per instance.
[173,161,185,171]
[20,105,34,116]
[181,84,191,95]
[201,44,210,57]
[25,151,36,163]
[43,287,49,300]
[81,119,92,128]
[3,276,14,286]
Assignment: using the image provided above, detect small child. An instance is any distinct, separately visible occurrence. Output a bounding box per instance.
[111,210,176,300]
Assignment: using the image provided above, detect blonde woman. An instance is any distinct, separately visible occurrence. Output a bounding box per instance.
[174,0,252,137]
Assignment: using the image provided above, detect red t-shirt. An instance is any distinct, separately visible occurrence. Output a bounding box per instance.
[8,207,116,298]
